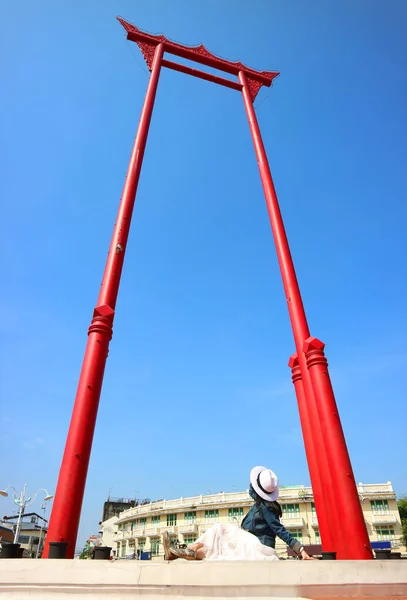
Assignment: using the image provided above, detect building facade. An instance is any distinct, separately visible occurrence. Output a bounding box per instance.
[99,516,118,554]
[2,513,48,558]
[102,498,138,523]
[110,481,402,559]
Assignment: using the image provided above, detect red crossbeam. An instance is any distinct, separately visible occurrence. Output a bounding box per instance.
[117,17,278,101]
[162,59,242,92]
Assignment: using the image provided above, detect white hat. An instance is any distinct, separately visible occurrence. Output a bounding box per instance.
[250,466,279,501]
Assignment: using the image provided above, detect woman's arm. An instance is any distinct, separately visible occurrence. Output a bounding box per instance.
[260,505,315,559]
[260,506,302,551]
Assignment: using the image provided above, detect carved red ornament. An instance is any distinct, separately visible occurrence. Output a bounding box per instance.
[117,17,278,101]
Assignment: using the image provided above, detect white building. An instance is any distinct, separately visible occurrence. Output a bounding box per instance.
[105,481,402,559]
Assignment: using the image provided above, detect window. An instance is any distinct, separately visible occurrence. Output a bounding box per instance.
[205,509,219,523]
[371,500,389,514]
[290,530,303,542]
[281,504,300,517]
[138,539,146,551]
[315,530,320,543]
[167,514,177,526]
[151,538,160,555]
[228,508,244,522]
[18,536,30,544]
[134,518,147,527]
[32,537,40,546]
[377,528,395,541]
[121,543,127,557]
[184,511,196,523]
[184,536,197,545]
[311,503,317,515]
[151,516,160,526]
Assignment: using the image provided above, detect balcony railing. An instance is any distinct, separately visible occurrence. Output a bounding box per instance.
[357,482,394,494]
[144,527,160,537]
[133,528,146,538]
[281,486,313,500]
[179,523,198,534]
[310,516,318,528]
[371,513,397,525]
[115,492,253,521]
[114,528,147,540]
[111,483,400,527]
[158,525,176,535]
[281,516,304,528]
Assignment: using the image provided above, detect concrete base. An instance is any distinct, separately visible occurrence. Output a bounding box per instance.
[0,559,406,599]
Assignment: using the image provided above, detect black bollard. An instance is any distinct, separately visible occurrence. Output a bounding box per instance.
[48,542,68,559]
[94,546,112,560]
[374,549,391,560]
[0,544,21,559]
[321,551,337,560]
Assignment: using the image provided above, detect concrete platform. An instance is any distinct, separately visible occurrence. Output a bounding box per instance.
[0,559,406,599]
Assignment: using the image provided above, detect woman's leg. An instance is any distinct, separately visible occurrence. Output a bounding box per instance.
[163,532,204,561]
[188,542,204,551]
[188,542,205,560]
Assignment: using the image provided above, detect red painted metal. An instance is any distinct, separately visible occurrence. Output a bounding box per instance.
[44,18,372,559]
[300,365,345,557]
[288,354,333,551]
[162,59,243,92]
[42,42,165,559]
[303,337,373,559]
[117,18,278,101]
[239,69,372,560]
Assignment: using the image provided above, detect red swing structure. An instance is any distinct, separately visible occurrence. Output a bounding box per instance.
[43,19,372,560]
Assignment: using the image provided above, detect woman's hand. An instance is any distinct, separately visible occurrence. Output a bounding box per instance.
[300,549,317,560]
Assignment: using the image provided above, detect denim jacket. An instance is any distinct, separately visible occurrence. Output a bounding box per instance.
[241,488,302,553]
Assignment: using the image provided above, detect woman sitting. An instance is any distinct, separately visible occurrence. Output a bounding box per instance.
[163,466,314,561]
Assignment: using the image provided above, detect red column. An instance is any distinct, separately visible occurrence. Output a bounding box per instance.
[239,69,369,559]
[288,354,333,551]
[43,43,165,559]
[304,337,372,559]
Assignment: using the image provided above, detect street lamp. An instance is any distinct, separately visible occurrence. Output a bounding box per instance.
[0,484,53,544]
[35,502,47,559]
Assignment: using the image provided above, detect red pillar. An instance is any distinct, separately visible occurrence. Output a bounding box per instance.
[288,354,333,551]
[43,43,165,559]
[238,69,371,559]
[304,337,372,559]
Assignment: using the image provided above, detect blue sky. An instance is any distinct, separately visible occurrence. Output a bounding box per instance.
[1,0,406,552]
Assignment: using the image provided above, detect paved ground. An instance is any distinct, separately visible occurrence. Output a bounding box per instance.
[1,559,406,599]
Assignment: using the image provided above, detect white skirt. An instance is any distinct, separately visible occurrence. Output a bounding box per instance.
[194,523,279,561]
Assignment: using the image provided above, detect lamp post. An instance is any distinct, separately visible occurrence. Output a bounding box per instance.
[0,485,53,544]
[35,503,47,559]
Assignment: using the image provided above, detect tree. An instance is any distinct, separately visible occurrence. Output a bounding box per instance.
[397,495,407,549]
[79,543,93,560]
